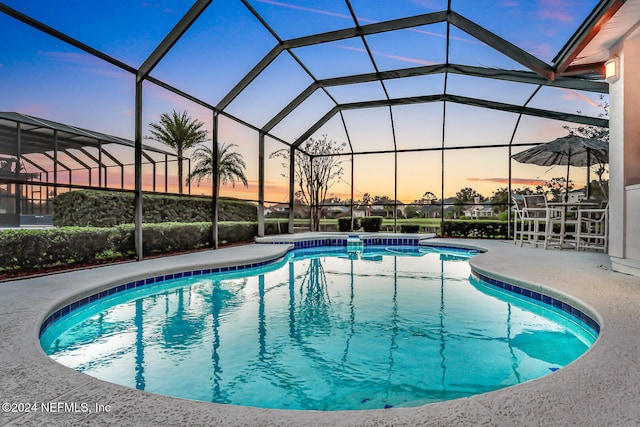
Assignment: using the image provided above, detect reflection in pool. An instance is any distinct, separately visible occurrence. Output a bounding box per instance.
[41,245,596,410]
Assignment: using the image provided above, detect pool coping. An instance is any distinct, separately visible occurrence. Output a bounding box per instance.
[2,236,640,426]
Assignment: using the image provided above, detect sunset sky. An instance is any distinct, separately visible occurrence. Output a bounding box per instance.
[0,0,608,204]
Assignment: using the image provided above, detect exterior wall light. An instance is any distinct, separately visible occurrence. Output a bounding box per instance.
[605,56,619,82]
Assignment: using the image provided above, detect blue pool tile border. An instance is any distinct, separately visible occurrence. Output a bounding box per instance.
[471,270,600,334]
[269,237,421,248]
[39,258,280,338]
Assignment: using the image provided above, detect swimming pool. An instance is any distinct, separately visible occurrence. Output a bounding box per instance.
[40,245,597,411]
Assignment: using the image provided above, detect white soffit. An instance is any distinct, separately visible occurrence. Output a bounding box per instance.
[571,0,640,66]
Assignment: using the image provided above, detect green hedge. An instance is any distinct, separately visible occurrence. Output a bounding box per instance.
[441,220,509,239]
[360,216,383,232]
[264,220,289,235]
[338,217,360,232]
[0,220,289,274]
[400,224,420,233]
[53,190,257,227]
[0,227,120,271]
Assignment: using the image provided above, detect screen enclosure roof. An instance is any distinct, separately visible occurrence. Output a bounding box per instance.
[0,0,620,158]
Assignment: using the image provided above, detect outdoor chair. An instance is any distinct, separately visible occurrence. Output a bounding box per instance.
[576,203,608,252]
[511,194,526,244]
[521,194,553,248]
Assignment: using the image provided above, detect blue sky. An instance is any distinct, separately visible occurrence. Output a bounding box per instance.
[0,0,607,202]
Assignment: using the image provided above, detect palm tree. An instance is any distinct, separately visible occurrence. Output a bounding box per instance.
[188,143,248,195]
[146,110,208,194]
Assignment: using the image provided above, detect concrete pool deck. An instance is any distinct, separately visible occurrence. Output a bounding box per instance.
[1,236,640,426]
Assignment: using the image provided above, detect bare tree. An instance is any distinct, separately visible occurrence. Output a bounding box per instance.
[536,177,574,202]
[563,95,609,198]
[270,135,346,231]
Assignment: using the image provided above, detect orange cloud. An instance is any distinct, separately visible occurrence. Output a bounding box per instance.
[559,88,601,108]
[467,177,548,186]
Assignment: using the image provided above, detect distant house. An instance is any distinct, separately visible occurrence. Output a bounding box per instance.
[566,190,586,204]
[418,204,442,218]
[320,201,350,218]
[462,196,496,219]
[463,204,494,219]
[417,197,458,218]
[265,202,309,218]
[369,204,389,217]
[353,200,409,218]
[417,197,457,218]
[352,208,367,218]
[370,200,406,218]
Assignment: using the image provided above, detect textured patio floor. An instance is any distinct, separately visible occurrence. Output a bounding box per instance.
[1,237,639,426]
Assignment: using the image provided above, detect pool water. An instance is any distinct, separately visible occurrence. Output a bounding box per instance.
[41,245,596,411]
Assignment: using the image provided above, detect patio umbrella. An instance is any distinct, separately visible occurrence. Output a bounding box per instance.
[511,135,609,200]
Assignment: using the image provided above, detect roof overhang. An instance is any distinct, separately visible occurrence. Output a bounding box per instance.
[554,0,640,77]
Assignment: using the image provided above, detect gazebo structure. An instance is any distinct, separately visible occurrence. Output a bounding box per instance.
[1,0,639,276]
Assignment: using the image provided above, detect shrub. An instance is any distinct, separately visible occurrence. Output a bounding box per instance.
[53,190,257,226]
[360,216,383,232]
[143,223,212,254]
[338,217,360,232]
[0,227,115,271]
[0,220,291,275]
[110,224,135,255]
[264,220,289,235]
[400,224,420,233]
[218,222,257,244]
[441,220,508,239]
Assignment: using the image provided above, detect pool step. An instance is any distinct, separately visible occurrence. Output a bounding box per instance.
[347,236,364,251]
